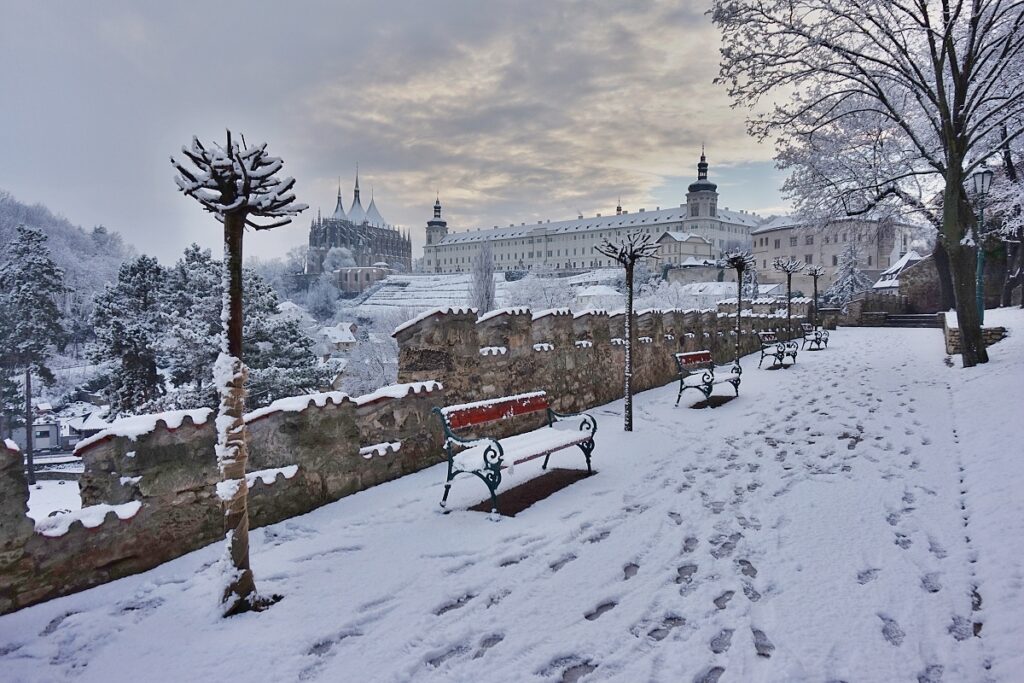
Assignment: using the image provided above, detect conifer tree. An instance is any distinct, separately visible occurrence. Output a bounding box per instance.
[0,226,67,483]
[91,256,167,417]
[824,245,874,308]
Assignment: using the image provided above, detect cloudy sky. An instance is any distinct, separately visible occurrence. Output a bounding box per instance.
[0,0,789,264]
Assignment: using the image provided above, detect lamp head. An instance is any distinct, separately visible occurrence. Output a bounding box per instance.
[971,165,994,196]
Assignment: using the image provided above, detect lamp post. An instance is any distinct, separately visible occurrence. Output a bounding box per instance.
[971,165,994,325]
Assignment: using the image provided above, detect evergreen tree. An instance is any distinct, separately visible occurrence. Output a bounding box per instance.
[91,256,167,417]
[824,245,874,307]
[470,241,497,314]
[304,274,339,321]
[0,226,67,482]
[162,244,221,392]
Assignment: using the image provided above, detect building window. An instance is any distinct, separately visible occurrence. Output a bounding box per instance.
[789,237,797,247]
[842,233,847,242]
[763,259,767,269]
[691,205,699,217]
[35,430,48,438]
[832,255,838,266]
[774,239,781,249]
[804,254,813,264]
[805,235,814,245]
[867,255,873,266]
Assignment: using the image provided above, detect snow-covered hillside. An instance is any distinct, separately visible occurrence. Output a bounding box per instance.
[1,312,1021,682]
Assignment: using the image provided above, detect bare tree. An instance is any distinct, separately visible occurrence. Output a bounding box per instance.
[172,131,306,617]
[469,241,496,314]
[804,265,827,326]
[721,250,756,366]
[712,0,1024,366]
[595,231,660,431]
[773,257,805,340]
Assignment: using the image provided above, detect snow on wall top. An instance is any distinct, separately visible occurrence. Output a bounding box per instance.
[477,307,530,323]
[74,408,214,454]
[393,307,477,336]
[245,381,444,422]
[35,501,143,538]
[532,308,571,320]
[573,309,609,318]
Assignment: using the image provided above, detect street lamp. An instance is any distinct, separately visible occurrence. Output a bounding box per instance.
[971,165,994,324]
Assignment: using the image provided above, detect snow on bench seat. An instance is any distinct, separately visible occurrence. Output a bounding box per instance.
[452,425,592,473]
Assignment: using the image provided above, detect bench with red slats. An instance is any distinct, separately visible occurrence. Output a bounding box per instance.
[434,391,597,514]
[674,350,741,406]
[757,330,798,368]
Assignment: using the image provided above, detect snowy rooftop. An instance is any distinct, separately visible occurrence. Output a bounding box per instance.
[437,207,760,245]
[4,312,1024,681]
[576,285,622,298]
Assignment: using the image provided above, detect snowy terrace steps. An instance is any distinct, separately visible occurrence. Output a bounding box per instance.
[884,313,944,328]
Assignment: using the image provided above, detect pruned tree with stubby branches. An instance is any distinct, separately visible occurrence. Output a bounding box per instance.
[711,0,1024,367]
[720,250,756,366]
[172,131,307,617]
[804,265,826,327]
[773,257,805,340]
[595,231,660,432]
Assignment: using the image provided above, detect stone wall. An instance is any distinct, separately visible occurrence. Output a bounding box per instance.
[940,314,1008,355]
[0,383,445,615]
[395,306,794,413]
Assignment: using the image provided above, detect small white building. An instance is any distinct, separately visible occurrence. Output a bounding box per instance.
[575,284,624,311]
[873,250,924,295]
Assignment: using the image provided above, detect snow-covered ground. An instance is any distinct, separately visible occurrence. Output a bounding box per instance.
[1,313,1022,682]
[25,480,81,522]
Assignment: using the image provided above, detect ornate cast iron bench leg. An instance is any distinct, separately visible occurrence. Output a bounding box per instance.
[577,439,595,473]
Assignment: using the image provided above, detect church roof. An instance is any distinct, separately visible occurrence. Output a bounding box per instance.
[366,196,385,227]
[349,196,367,224]
[331,191,347,220]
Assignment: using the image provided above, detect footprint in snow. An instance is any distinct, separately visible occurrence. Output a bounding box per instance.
[551,554,576,572]
[737,559,757,577]
[473,634,504,659]
[879,614,905,646]
[921,573,942,593]
[584,601,616,621]
[676,563,698,585]
[648,615,685,641]
[895,533,913,549]
[752,628,775,657]
[709,628,733,653]
[713,591,735,610]
[683,537,699,553]
[742,582,761,602]
[426,644,470,668]
[623,563,639,580]
[668,511,683,525]
[857,568,881,584]
[694,666,726,683]
[917,664,944,683]
[435,594,475,616]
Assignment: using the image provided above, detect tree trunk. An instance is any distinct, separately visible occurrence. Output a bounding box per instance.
[786,273,793,341]
[932,241,957,311]
[24,368,34,486]
[943,178,989,367]
[219,213,257,616]
[623,262,634,432]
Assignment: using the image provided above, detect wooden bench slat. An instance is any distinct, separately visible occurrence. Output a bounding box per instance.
[445,393,550,430]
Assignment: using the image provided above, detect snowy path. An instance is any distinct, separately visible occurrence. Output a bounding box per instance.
[1,320,1022,683]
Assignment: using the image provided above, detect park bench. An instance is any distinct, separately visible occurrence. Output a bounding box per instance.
[757,331,798,368]
[434,391,597,514]
[800,322,829,350]
[674,350,741,406]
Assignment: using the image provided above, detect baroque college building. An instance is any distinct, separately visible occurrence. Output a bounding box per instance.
[422,152,763,274]
[305,171,412,274]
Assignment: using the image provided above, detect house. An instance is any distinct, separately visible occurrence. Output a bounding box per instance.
[575,284,624,311]
[11,421,62,453]
[873,250,924,295]
[316,322,358,358]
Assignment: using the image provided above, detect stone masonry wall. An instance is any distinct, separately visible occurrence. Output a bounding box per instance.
[0,383,445,615]
[940,313,1008,355]
[395,306,794,414]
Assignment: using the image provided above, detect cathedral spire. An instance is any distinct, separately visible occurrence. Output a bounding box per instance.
[349,165,366,224]
[698,144,708,180]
